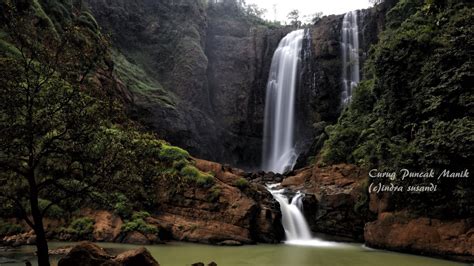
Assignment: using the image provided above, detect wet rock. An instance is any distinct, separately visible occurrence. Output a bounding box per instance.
[282,163,369,241]
[217,240,242,246]
[113,247,160,266]
[48,246,72,255]
[58,242,160,266]
[2,231,35,247]
[58,242,115,266]
[121,231,150,245]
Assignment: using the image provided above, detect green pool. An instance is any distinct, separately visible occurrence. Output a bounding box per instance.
[0,241,467,266]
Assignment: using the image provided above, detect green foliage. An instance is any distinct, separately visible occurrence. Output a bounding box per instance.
[38,199,66,219]
[0,221,24,236]
[321,0,474,218]
[233,178,249,190]
[113,193,133,219]
[180,165,215,187]
[159,144,190,162]
[77,11,99,32]
[111,51,176,108]
[208,186,221,202]
[68,217,94,238]
[121,211,158,235]
[323,0,473,170]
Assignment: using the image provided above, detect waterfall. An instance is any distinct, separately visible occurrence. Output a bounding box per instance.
[268,187,312,241]
[262,29,304,174]
[341,11,360,105]
[267,185,339,247]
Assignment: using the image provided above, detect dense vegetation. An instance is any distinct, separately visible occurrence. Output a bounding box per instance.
[0,0,214,265]
[321,0,473,217]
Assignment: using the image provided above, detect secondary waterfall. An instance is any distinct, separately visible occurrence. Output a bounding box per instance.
[262,29,304,174]
[267,185,337,246]
[341,11,360,105]
[268,187,312,240]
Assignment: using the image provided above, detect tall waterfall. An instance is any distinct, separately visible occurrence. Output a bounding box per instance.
[268,187,312,241]
[262,29,304,174]
[341,11,360,105]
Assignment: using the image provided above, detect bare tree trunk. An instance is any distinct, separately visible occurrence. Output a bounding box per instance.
[28,173,50,266]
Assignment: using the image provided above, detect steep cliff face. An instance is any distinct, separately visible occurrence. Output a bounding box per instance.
[206,5,292,167]
[296,8,385,167]
[85,0,290,168]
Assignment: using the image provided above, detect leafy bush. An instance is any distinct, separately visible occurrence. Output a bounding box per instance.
[121,212,158,235]
[38,199,66,219]
[208,186,221,202]
[159,144,190,162]
[68,217,94,238]
[113,193,133,219]
[0,221,23,236]
[233,178,249,190]
[180,165,215,187]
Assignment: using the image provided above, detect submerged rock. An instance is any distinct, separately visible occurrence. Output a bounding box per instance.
[58,242,160,266]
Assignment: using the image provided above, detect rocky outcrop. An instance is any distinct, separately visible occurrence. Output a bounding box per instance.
[151,158,284,244]
[282,162,369,241]
[58,242,160,266]
[280,158,474,261]
[365,212,474,262]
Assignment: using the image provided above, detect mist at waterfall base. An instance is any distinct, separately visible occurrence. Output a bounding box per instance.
[341,10,360,105]
[262,29,304,174]
[267,184,340,247]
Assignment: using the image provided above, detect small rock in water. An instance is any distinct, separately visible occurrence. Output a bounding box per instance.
[208,262,217,266]
[217,240,242,246]
[192,263,205,266]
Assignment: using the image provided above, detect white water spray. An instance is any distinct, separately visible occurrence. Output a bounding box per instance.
[262,29,304,174]
[341,11,360,105]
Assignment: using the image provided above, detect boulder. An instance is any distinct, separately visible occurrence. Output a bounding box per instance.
[113,247,159,266]
[58,242,116,266]
[58,242,160,266]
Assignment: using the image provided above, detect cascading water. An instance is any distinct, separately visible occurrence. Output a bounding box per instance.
[268,188,312,240]
[262,29,304,174]
[341,10,360,105]
[267,185,336,246]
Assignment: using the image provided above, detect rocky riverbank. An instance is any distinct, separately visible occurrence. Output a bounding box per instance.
[0,159,283,247]
[275,160,474,263]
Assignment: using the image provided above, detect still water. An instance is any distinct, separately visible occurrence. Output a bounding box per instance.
[0,241,467,266]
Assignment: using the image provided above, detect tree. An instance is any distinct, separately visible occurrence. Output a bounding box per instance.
[0,2,111,265]
[287,9,301,28]
[310,12,323,24]
[245,3,267,19]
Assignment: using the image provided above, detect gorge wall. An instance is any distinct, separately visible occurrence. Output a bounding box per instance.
[84,0,386,169]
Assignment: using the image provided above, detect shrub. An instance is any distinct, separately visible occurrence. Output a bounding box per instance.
[180,165,200,178]
[68,217,94,238]
[0,221,24,236]
[208,186,221,202]
[113,193,133,219]
[121,212,158,235]
[38,199,66,219]
[159,144,190,162]
[233,178,249,190]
